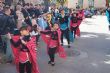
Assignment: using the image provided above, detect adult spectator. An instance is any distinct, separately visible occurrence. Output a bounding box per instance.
[27,3,35,17]
[35,4,41,18]
[0,6,16,63]
[16,4,24,29]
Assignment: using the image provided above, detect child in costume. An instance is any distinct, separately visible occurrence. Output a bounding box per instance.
[77,10,84,25]
[58,9,70,48]
[70,13,79,38]
[8,26,39,73]
[76,10,84,37]
[41,23,66,66]
[30,25,40,45]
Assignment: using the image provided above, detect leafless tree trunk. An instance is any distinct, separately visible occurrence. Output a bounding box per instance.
[106,0,109,7]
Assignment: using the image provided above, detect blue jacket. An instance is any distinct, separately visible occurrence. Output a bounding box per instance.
[37,17,48,30]
[106,9,110,24]
[58,14,69,30]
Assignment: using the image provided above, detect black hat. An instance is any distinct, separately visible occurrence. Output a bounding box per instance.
[13,29,20,35]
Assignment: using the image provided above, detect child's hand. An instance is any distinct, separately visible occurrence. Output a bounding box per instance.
[20,37,27,45]
[51,28,54,31]
[38,28,42,33]
[46,35,50,37]
[7,33,12,39]
[21,39,27,45]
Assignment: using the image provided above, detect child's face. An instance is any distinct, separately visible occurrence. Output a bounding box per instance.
[54,24,59,30]
[61,10,65,14]
[20,30,29,36]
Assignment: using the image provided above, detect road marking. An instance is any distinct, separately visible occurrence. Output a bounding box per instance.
[104,60,110,64]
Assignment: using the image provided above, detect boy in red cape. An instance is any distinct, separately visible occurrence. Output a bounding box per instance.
[41,23,66,66]
[8,26,39,73]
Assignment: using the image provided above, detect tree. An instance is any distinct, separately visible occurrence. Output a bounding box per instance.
[56,0,67,7]
[106,0,109,7]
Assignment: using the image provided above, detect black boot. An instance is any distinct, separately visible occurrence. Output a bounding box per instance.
[48,61,51,64]
[68,44,71,48]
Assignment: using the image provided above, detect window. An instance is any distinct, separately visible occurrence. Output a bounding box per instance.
[78,0,83,8]
[88,0,94,7]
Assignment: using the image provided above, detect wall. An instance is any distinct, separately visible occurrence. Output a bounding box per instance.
[67,0,106,9]
[83,0,89,8]
[24,0,43,4]
[94,0,106,8]
[67,0,78,9]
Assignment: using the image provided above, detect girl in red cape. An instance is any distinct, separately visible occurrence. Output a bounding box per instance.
[8,26,39,73]
[41,23,66,66]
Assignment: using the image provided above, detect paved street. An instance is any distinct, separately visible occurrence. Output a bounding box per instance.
[0,15,110,73]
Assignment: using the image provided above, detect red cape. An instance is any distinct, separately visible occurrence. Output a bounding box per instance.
[11,36,20,72]
[26,36,39,73]
[41,29,66,59]
[70,20,80,37]
[11,36,39,73]
[76,28,80,37]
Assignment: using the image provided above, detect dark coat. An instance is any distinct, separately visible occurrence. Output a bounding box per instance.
[0,13,16,35]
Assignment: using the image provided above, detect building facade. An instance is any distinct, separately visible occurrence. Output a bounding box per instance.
[24,0,43,4]
[13,0,43,5]
[67,0,106,9]
[2,0,107,8]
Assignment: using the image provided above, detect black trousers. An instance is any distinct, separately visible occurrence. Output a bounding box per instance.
[71,26,78,38]
[19,61,32,73]
[61,28,70,45]
[108,19,110,31]
[109,25,110,31]
[0,35,6,54]
[48,47,57,62]
[36,35,40,42]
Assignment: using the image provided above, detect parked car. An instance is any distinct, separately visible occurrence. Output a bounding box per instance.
[84,9,93,18]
